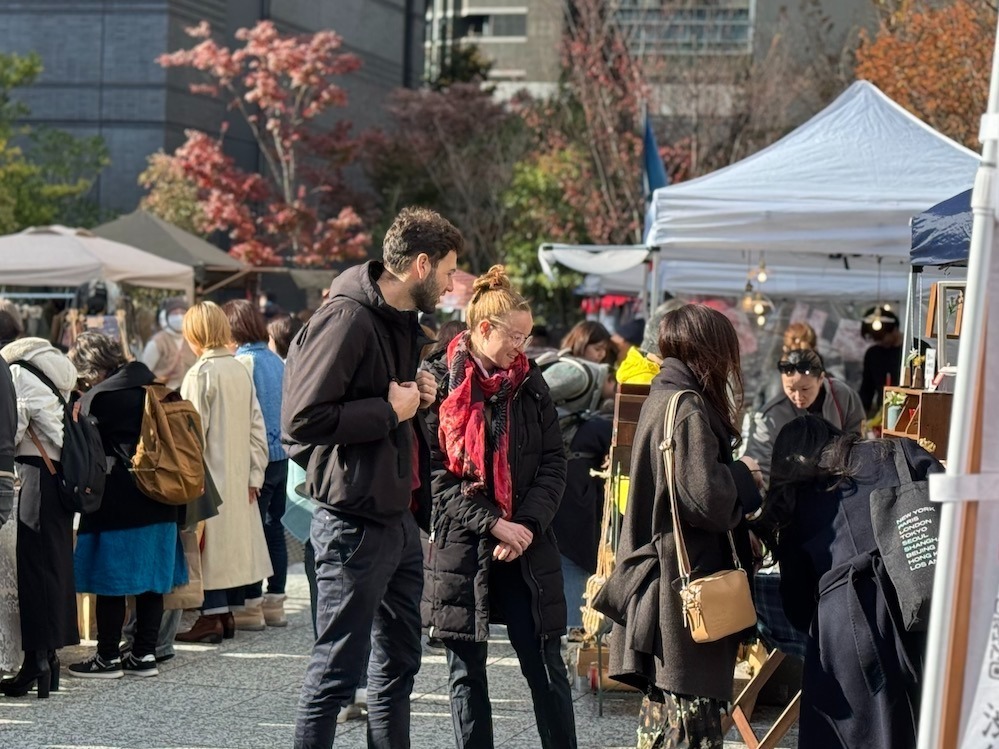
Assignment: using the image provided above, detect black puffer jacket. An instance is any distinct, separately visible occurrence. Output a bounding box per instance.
[421,353,568,642]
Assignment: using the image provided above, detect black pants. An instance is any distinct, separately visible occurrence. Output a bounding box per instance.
[294,508,423,749]
[96,592,163,660]
[444,561,577,749]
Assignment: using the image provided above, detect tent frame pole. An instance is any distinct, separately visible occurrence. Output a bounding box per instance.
[917,12,999,747]
[648,245,662,320]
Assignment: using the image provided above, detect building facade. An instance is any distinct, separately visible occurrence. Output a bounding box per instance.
[0,0,423,214]
[427,0,877,104]
[425,0,562,98]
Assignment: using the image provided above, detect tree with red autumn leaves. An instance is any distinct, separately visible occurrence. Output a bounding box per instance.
[150,20,369,266]
[855,0,996,150]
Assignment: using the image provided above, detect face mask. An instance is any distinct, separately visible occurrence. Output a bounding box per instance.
[167,313,185,332]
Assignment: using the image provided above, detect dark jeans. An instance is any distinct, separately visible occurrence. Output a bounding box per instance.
[246,459,289,598]
[444,561,577,749]
[294,508,423,749]
[97,592,162,660]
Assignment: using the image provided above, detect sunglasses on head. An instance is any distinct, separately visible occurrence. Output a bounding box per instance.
[778,361,820,376]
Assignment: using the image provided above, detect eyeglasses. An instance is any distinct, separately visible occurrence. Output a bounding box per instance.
[778,361,820,376]
[491,321,533,350]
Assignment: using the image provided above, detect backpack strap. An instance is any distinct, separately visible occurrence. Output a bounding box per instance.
[11,359,71,474]
[10,359,67,408]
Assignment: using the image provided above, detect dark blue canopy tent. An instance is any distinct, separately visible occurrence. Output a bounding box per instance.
[910,189,972,268]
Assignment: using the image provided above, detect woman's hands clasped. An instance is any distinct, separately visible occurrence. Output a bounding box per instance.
[490,518,534,562]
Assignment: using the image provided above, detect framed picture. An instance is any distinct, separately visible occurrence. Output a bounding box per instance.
[925,282,965,340]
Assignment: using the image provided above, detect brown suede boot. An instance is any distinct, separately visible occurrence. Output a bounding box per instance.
[175,614,223,644]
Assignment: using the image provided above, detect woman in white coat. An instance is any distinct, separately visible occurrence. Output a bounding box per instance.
[0,337,80,697]
[175,302,272,643]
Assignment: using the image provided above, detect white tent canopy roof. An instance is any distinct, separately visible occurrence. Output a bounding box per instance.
[541,81,977,301]
[0,225,195,297]
[646,80,979,260]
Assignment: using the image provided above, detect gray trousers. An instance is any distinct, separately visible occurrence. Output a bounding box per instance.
[293,507,423,749]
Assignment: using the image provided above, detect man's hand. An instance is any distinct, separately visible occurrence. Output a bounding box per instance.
[388,381,420,423]
[249,486,260,503]
[489,518,534,555]
[416,370,437,410]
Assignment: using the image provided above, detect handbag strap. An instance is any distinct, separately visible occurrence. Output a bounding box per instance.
[659,389,742,582]
[26,425,58,476]
[889,439,913,485]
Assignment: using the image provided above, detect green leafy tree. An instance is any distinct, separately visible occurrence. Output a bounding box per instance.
[0,52,109,232]
[502,149,587,331]
[139,151,205,234]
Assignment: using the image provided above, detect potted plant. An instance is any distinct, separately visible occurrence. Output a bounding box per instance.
[884,390,907,431]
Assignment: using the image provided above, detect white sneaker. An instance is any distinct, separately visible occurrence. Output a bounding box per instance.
[354,687,367,708]
[337,703,365,723]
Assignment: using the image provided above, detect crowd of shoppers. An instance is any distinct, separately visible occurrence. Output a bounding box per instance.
[0,203,930,749]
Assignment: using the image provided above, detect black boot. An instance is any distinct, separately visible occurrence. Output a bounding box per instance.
[0,651,52,699]
[48,651,60,692]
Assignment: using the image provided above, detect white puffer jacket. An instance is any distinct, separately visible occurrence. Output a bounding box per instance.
[0,338,78,461]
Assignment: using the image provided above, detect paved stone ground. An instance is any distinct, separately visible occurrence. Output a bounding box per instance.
[0,565,797,748]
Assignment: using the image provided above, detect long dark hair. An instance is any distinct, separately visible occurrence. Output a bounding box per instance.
[658,304,744,445]
[754,415,862,547]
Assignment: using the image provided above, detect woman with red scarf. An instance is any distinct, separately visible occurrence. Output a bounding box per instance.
[423,265,576,749]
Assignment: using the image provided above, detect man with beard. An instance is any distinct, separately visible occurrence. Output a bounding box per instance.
[283,207,462,749]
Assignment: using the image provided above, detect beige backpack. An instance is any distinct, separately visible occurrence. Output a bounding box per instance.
[132,384,205,505]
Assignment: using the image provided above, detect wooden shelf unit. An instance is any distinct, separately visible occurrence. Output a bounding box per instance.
[881,386,952,459]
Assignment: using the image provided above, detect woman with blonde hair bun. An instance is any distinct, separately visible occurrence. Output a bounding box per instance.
[174,302,272,643]
[423,265,577,748]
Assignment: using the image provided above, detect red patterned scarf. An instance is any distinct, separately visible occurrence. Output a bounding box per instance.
[438,331,530,519]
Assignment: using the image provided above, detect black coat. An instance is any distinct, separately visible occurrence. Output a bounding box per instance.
[421,355,568,641]
[551,415,612,573]
[78,362,180,533]
[282,261,433,528]
[776,439,939,749]
[606,358,760,702]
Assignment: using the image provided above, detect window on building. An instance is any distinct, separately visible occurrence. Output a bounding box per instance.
[484,13,527,38]
[615,1,752,56]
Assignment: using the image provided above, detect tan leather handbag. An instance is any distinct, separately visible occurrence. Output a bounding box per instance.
[662,390,757,643]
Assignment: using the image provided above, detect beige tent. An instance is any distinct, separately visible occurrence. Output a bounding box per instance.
[0,225,195,298]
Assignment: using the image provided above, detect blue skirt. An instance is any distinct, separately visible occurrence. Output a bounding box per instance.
[75,522,188,597]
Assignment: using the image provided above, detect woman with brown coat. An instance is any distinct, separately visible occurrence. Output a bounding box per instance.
[607,304,762,748]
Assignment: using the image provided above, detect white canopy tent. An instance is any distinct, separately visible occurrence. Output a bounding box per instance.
[0,225,196,299]
[540,81,979,304]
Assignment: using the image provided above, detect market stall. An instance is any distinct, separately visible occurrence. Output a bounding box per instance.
[0,224,196,351]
